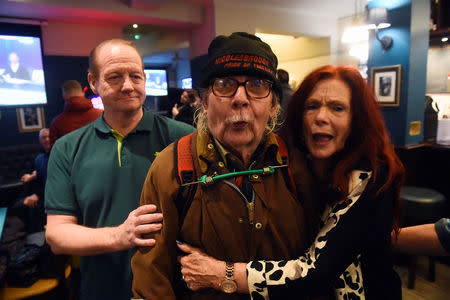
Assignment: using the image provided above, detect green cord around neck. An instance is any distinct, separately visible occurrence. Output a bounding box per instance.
[182,165,287,187]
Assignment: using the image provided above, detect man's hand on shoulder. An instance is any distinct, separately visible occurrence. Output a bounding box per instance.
[117,204,163,249]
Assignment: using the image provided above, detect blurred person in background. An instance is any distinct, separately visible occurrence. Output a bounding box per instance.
[172,89,200,127]
[15,128,51,233]
[49,80,102,147]
[276,69,293,123]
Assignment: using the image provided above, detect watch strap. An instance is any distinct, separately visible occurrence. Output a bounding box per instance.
[225,262,234,279]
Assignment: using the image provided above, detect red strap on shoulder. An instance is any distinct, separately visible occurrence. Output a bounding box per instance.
[177,133,194,184]
[274,134,288,158]
[274,134,297,199]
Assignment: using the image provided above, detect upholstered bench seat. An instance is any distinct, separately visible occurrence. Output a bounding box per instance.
[401,186,446,224]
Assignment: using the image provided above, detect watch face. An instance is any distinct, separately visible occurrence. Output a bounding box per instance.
[221,278,237,293]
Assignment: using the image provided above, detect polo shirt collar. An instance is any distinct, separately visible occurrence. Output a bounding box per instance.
[93,107,154,135]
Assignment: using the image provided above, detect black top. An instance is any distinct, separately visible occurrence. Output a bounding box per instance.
[175,104,197,127]
[3,64,31,80]
[247,164,401,300]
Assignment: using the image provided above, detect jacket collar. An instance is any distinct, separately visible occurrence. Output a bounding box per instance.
[195,130,284,175]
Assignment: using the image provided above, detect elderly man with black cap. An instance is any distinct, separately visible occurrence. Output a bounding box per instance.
[131,32,316,299]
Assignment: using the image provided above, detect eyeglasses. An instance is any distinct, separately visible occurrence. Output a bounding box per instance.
[211,78,273,99]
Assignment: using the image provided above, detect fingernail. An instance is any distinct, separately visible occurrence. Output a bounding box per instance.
[176,240,183,245]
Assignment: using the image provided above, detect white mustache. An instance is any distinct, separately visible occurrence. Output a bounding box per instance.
[225,114,253,124]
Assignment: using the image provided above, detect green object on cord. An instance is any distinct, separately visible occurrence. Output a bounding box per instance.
[196,166,277,186]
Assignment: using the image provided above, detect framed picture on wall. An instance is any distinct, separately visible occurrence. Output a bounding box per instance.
[371,65,402,107]
[16,107,46,132]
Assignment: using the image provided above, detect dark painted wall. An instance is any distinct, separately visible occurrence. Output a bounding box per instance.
[368,0,429,146]
[190,54,208,90]
[368,4,411,146]
[406,0,430,145]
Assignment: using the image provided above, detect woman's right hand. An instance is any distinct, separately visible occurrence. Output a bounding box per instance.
[177,242,225,291]
[172,103,179,117]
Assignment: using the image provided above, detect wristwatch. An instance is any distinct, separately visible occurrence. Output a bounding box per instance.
[220,262,237,294]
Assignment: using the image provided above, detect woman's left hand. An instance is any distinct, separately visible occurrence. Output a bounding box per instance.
[177,242,225,291]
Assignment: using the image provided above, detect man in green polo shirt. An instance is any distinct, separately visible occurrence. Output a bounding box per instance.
[45,39,194,300]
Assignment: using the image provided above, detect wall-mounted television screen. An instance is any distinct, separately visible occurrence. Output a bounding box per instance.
[182,78,192,89]
[144,69,168,96]
[0,34,47,107]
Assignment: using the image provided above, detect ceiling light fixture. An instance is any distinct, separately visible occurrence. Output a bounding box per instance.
[342,23,369,44]
[349,43,369,62]
[341,0,368,44]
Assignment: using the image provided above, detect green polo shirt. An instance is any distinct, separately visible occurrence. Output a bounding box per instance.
[45,108,193,300]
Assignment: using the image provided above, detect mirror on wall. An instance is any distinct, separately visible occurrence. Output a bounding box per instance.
[427,47,450,93]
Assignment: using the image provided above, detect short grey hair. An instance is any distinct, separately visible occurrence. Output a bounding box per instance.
[39,128,49,138]
[88,39,144,79]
